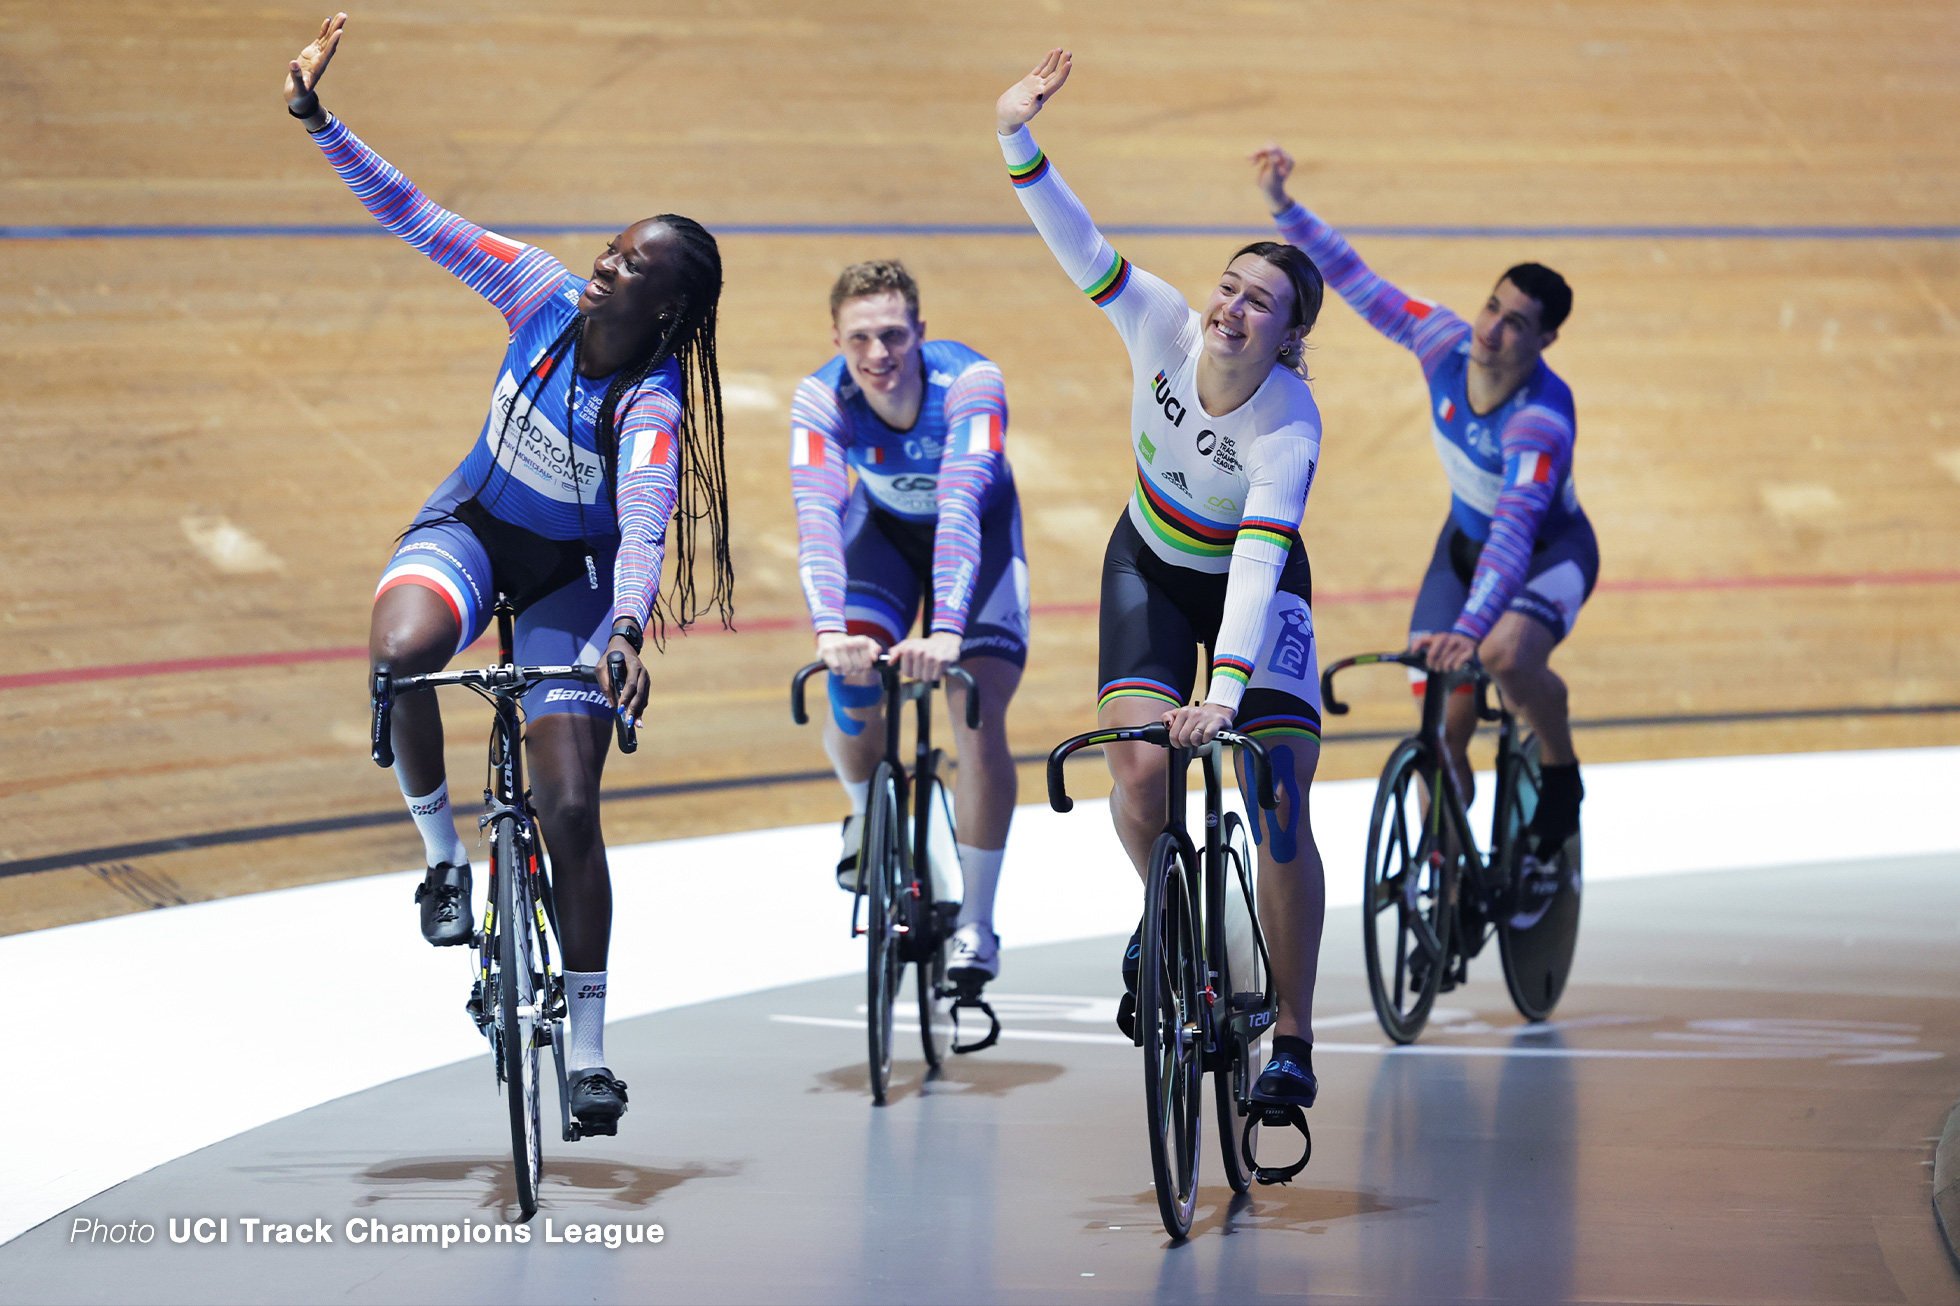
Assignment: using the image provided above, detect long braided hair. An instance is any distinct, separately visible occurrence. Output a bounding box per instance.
[475,215,732,643]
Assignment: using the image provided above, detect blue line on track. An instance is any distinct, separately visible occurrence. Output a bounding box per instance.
[5,221,1960,241]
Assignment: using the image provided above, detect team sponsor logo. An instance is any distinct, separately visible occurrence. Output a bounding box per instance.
[1139,432,1157,464]
[928,370,954,388]
[488,371,604,504]
[408,794,449,816]
[1195,429,1217,456]
[902,435,946,461]
[1205,495,1237,512]
[1267,607,1313,679]
[1465,422,1498,458]
[1163,470,1191,497]
[1151,370,1186,428]
[543,687,610,706]
[1209,430,1241,475]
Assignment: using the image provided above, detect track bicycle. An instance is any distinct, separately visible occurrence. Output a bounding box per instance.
[790,656,1001,1106]
[1046,723,1309,1241]
[369,595,636,1219]
[1320,651,1582,1044]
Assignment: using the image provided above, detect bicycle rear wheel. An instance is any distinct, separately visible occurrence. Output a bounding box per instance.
[1212,811,1268,1195]
[494,819,544,1218]
[1140,831,1203,1239]
[916,752,957,1071]
[1494,735,1582,1021]
[864,763,905,1105]
[1363,739,1455,1044]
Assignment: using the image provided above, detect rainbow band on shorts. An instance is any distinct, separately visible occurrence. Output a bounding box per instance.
[1097,675,1185,712]
[1236,712,1323,744]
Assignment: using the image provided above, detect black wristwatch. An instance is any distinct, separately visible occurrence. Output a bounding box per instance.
[610,619,644,654]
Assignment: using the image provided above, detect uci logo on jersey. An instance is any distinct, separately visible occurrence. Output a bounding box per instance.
[1151,370,1186,428]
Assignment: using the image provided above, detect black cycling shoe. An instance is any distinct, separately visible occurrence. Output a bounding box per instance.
[414,862,472,947]
[1251,1043,1318,1108]
[568,1066,628,1135]
[1116,922,1142,1040]
[1528,762,1584,855]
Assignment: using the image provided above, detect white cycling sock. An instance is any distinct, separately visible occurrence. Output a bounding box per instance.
[398,775,470,869]
[840,778,870,815]
[955,843,1005,932]
[564,970,607,1073]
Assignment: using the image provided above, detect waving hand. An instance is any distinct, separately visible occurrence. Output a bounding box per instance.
[283,12,347,119]
[996,48,1073,135]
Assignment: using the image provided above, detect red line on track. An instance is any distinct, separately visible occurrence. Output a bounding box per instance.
[4,568,1956,693]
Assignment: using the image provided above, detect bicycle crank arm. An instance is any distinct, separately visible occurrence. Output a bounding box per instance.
[546,1019,582,1143]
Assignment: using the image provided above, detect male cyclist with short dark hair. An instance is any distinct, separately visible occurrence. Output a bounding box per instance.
[1253,144,1598,926]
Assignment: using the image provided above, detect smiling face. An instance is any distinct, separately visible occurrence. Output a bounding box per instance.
[832,291,925,398]
[578,219,686,325]
[1201,254,1304,368]
[1470,277,1558,373]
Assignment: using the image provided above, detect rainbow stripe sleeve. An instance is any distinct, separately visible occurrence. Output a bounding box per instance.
[1272,201,1468,379]
[609,380,684,632]
[1453,406,1572,642]
[929,360,1010,637]
[788,376,853,634]
[999,126,1134,312]
[314,117,571,333]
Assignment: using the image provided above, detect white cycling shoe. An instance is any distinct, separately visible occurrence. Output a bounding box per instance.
[948,923,1000,982]
[836,814,865,893]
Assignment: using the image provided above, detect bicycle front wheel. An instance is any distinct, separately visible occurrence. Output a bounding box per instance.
[1213,810,1267,1196]
[1140,831,1203,1239]
[864,763,905,1105]
[1363,738,1454,1044]
[916,752,957,1071]
[494,819,544,1218]
[1494,735,1582,1021]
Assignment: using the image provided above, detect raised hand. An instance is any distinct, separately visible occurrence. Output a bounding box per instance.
[1248,142,1297,214]
[996,48,1072,135]
[284,12,347,114]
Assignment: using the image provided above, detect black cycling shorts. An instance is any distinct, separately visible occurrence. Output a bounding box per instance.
[1096,514,1322,742]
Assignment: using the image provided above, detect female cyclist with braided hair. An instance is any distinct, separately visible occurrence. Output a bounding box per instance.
[284,14,733,1134]
[997,50,1330,1110]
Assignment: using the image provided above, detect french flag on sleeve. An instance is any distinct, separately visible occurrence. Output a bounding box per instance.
[959,412,1004,456]
[627,424,673,474]
[790,427,826,467]
[474,230,524,263]
[1514,451,1554,485]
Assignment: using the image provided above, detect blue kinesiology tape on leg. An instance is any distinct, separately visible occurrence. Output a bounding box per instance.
[828,673,884,737]
[1258,744,1303,864]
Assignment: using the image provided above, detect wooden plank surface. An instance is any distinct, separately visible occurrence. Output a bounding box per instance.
[2,0,1957,934]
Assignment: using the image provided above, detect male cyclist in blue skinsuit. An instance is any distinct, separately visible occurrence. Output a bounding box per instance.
[1254,144,1597,922]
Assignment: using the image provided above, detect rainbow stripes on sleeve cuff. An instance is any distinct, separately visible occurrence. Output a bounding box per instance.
[1235,516,1301,555]
[1209,655,1255,689]
[1007,150,1051,188]
[1085,250,1132,307]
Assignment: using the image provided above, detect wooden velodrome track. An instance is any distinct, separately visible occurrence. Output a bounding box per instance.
[2,1,1956,936]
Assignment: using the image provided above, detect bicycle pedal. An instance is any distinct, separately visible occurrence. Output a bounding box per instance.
[574,1119,617,1138]
[1256,1105,1295,1128]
